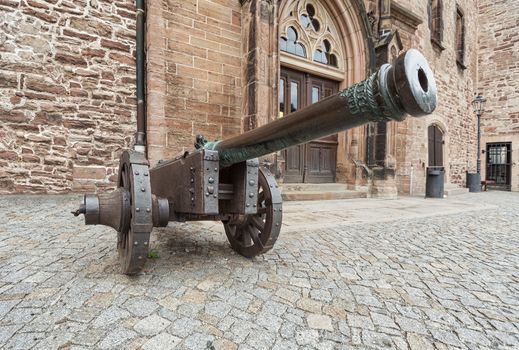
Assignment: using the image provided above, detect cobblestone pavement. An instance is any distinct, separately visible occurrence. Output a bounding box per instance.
[0,192,518,350]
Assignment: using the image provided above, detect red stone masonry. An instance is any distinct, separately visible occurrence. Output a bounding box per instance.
[478,0,519,191]
[0,0,137,193]
[145,0,243,165]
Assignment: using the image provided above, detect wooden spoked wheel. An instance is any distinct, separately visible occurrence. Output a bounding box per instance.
[223,167,282,258]
[117,151,153,275]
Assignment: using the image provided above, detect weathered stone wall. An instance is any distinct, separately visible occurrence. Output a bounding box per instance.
[2,0,516,195]
[390,0,479,194]
[145,0,243,165]
[478,0,519,191]
[0,0,137,193]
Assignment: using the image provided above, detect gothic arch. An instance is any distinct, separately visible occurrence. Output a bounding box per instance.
[277,0,375,187]
[279,0,374,85]
[426,118,450,179]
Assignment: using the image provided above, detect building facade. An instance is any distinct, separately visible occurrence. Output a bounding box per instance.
[0,0,517,194]
[478,0,519,191]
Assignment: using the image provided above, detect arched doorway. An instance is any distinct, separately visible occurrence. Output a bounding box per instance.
[278,1,345,183]
[277,0,371,185]
[428,124,444,167]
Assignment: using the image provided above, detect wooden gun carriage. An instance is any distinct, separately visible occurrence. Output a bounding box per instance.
[73,49,437,274]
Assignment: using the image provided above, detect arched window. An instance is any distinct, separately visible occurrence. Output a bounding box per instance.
[279,26,306,57]
[279,1,344,70]
[313,39,337,67]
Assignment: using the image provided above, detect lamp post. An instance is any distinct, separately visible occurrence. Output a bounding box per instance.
[472,94,486,174]
[467,94,486,192]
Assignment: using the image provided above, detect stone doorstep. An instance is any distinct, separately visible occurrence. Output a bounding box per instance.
[280,183,367,201]
[444,183,470,197]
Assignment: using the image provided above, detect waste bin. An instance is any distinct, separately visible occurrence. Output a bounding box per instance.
[425,166,444,198]
[466,172,481,192]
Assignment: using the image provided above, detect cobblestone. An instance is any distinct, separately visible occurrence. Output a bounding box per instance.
[0,192,518,349]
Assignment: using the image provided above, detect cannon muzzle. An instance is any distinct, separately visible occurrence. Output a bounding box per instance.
[204,48,437,167]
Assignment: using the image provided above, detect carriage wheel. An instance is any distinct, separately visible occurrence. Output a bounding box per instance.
[223,167,282,257]
[117,151,153,274]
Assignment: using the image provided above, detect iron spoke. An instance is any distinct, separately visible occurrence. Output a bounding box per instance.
[249,226,264,249]
[251,216,265,232]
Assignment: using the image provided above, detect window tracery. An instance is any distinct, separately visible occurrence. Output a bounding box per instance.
[279,1,344,70]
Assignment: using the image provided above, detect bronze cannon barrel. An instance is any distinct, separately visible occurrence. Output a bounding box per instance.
[204,49,437,167]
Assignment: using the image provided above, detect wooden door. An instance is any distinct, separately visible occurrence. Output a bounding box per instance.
[428,125,443,166]
[279,68,339,183]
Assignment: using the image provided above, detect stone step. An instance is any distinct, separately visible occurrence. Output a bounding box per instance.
[280,183,367,201]
[444,183,469,196]
[281,183,350,192]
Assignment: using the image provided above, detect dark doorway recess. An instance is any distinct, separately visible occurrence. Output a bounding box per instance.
[279,67,339,183]
[486,142,512,191]
[428,124,444,166]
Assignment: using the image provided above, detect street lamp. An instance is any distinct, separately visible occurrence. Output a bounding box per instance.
[467,93,486,192]
[472,94,486,174]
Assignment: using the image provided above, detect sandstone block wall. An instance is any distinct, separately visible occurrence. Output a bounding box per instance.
[145,0,243,165]
[0,0,137,193]
[478,0,519,191]
[390,0,478,194]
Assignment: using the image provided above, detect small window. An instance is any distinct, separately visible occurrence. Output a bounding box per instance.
[290,81,299,112]
[428,0,443,47]
[313,39,338,67]
[280,26,306,58]
[279,79,285,118]
[455,7,465,68]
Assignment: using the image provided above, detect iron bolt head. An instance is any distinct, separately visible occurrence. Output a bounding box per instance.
[246,203,250,207]
[146,208,151,212]
[141,187,145,192]
[249,192,254,198]
[144,173,149,176]
[249,180,255,186]
[135,171,139,175]
[136,207,140,212]
[134,241,138,245]
[208,177,214,184]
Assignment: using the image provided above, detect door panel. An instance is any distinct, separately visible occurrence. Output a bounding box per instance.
[282,70,305,183]
[280,68,339,183]
[428,125,444,167]
[304,75,338,182]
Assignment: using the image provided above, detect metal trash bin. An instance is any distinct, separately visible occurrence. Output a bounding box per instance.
[466,172,481,192]
[425,166,444,198]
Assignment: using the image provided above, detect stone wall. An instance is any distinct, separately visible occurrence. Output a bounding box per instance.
[2,0,516,194]
[389,0,479,194]
[478,0,519,191]
[145,0,243,165]
[0,0,137,193]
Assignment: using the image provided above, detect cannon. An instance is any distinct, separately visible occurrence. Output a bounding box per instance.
[73,49,437,274]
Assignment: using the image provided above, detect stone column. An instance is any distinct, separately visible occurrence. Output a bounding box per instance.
[240,0,280,174]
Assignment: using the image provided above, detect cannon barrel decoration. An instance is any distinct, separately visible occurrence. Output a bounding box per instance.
[73,49,437,274]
